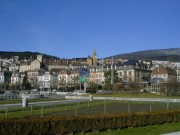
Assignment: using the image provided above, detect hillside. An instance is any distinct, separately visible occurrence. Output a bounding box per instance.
[1,48,180,63]
[0,51,60,61]
[110,48,180,62]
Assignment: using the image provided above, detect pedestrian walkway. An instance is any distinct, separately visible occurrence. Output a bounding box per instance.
[161,131,180,135]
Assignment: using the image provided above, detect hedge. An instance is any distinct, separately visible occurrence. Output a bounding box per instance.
[0,110,180,135]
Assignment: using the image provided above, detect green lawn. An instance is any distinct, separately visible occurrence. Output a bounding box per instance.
[87,92,180,99]
[0,100,108,118]
[1,100,180,119]
[0,99,180,135]
[82,122,180,135]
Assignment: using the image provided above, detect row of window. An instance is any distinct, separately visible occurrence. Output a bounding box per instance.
[59,75,79,79]
[119,71,133,76]
[28,72,38,76]
[152,74,167,77]
[90,74,103,78]
[120,71,148,77]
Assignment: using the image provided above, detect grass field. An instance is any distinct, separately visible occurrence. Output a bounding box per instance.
[1,93,180,134]
[82,122,180,135]
[0,99,180,135]
[0,100,108,118]
[0,100,180,119]
[0,92,180,119]
[88,92,180,99]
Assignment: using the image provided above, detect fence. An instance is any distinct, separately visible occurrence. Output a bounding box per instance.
[0,100,180,119]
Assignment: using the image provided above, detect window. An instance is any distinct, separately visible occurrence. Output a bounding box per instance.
[119,72,122,76]
[124,71,127,76]
[129,71,132,76]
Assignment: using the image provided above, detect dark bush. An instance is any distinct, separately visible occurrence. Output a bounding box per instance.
[0,110,180,134]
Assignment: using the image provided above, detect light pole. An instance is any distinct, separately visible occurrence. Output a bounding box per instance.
[177,65,179,82]
[111,57,114,85]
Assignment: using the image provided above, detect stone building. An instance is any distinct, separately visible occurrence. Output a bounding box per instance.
[19,55,42,72]
[87,49,98,67]
[117,60,151,83]
[151,65,177,83]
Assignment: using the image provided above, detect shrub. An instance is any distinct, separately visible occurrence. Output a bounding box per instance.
[0,110,180,134]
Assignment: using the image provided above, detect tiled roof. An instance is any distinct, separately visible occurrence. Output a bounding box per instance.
[152,65,176,75]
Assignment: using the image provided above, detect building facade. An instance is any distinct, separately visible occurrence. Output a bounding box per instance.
[117,60,151,83]
[151,65,177,83]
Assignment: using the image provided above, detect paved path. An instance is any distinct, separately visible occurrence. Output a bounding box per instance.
[0,99,89,108]
[65,96,180,103]
[161,131,180,135]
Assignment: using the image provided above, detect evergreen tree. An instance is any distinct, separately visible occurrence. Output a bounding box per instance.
[22,72,32,90]
[104,70,119,83]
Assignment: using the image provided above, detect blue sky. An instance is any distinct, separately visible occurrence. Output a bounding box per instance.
[0,0,180,59]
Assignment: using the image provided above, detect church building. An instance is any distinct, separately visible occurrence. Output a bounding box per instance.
[87,49,98,67]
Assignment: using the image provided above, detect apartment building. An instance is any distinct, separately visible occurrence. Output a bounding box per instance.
[19,55,42,72]
[89,67,104,84]
[0,71,12,84]
[11,72,20,84]
[117,60,151,83]
[37,71,58,90]
[151,65,177,83]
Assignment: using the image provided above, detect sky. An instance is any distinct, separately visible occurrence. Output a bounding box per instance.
[0,0,180,59]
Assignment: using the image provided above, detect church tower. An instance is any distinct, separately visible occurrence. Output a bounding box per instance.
[87,55,92,66]
[93,49,97,67]
[37,54,42,63]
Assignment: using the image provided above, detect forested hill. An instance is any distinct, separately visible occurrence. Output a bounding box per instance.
[1,48,180,62]
[109,48,180,62]
[0,51,60,60]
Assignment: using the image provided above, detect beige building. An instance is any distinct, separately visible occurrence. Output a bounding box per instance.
[37,54,42,63]
[11,72,20,84]
[87,49,98,67]
[58,69,79,88]
[117,60,151,83]
[19,62,31,72]
[89,68,104,84]
[151,65,177,83]
[27,69,40,87]
[19,55,42,72]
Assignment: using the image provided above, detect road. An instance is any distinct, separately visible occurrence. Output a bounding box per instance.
[1,95,180,109]
[65,96,180,103]
[0,99,89,109]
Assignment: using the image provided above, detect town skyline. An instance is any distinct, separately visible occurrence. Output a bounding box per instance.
[1,47,180,63]
[1,0,180,58]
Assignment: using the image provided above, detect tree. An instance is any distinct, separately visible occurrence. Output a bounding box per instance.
[126,82,142,91]
[103,83,113,90]
[22,72,32,90]
[86,81,98,93]
[0,83,3,91]
[72,76,79,90]
[50,79,59,90]
[104,70,123,91]
[160,80,180,96]
[112,83,124,91]
[104,70,119,83]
